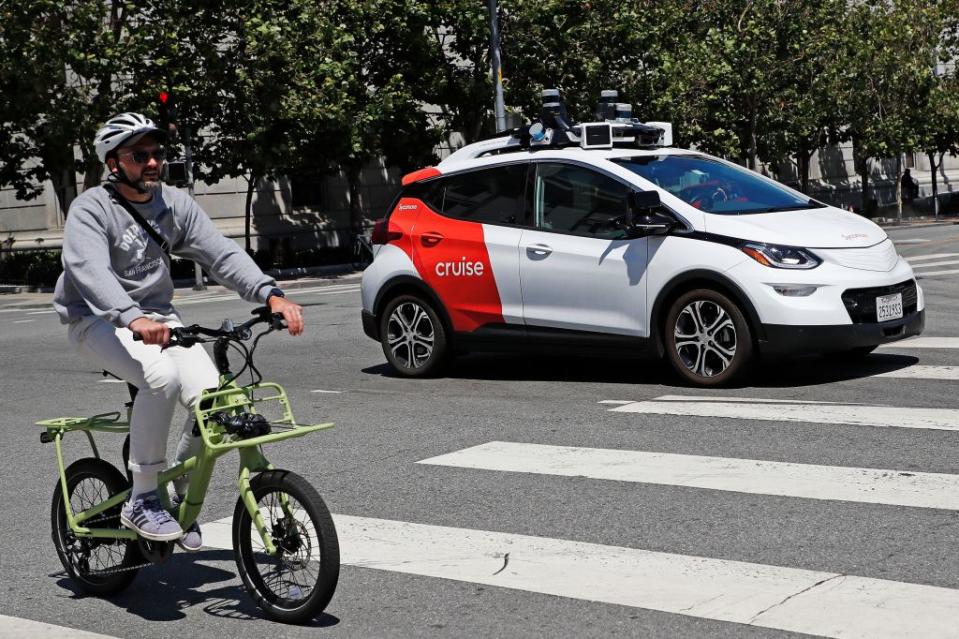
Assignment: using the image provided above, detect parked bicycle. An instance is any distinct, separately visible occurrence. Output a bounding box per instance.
[352,229,374,270]
[41,307,339,624]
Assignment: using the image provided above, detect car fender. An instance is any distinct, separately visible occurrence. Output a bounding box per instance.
[649,268,766,357]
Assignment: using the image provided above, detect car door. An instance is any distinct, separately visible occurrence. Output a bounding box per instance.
[519,161,650,337]
[410,162,529,333]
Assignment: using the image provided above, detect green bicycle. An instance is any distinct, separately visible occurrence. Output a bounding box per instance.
[40,307,340,624]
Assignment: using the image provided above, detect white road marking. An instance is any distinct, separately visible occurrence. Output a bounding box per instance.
[604,395,959,431]
[910,259,959,269]
[203,514,959,638]
[917,268,959,277]
[0,615,120,639]
[419,441,959,510]
[311,389,342,394]
[878,337,959,349]
[874,365,959,381]
[25,310,55,315]
[905,253,959,262]
[97,379,126,384]
[893,238,932,244]
[597,400,635,405]
[12,319,32,324]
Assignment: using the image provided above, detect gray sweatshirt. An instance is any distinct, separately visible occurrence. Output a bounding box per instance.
[53,184,276,327]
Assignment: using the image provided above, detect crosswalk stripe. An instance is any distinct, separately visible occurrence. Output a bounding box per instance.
[202,513,959,638]
[917,268,959,277]
[874,365,959,381]
[878,337,959,349]
[603,395,959,431]
[418,441,959,510]
[905,252,959,262]
[910,259,959,269]
[0,615,120,639]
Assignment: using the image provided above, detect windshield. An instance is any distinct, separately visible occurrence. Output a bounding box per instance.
[613,155,824,215]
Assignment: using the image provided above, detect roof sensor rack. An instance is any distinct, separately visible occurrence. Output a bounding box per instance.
[448,88,673,163]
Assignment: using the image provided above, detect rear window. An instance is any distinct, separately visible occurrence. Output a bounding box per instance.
[408,164,528,225]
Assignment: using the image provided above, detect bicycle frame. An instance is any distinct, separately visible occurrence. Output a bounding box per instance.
[39,376,333,554]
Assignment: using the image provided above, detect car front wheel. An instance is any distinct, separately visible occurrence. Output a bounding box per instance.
[379,294,449,377]
[664,289,754,386]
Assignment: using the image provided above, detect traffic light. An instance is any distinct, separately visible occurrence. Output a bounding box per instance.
[157,90,177,138]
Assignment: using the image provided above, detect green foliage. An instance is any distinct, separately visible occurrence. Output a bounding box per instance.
[3,0,959,231]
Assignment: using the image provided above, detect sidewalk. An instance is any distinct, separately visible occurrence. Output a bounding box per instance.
[0,263,363,312]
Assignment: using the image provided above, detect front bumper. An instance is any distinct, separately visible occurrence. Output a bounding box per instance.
[761,309,924,357]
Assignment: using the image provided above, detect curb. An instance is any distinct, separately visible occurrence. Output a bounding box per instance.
[0,262,363,311]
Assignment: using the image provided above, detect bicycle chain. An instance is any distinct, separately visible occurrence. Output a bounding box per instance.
[67,514,152,576]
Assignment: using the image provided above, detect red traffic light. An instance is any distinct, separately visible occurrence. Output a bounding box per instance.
[158,91,169,105]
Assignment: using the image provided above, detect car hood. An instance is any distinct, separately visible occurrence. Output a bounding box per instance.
[703,206,887,248]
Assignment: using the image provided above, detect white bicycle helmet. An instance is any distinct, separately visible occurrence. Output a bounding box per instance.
[94,112,166,163]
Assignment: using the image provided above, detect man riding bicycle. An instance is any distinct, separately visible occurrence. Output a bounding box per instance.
[53,112,304,550]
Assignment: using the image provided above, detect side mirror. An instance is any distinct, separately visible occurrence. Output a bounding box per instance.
[627,190,675,236]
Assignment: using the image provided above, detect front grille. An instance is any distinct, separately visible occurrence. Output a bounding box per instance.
[841,279,917,324]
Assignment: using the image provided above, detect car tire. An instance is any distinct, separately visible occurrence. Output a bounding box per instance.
[379,294,449,377]
[664,288,754,386]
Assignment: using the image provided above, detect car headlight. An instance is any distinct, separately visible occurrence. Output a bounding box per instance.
[740,242,821,269]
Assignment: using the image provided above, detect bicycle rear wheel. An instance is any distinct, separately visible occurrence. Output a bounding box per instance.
[50,458,141,595]
[232,470,340,624]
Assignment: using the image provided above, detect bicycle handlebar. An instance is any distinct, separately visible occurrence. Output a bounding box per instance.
[132,306,287,347]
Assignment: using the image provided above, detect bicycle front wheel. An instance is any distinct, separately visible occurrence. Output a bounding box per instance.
[50,458,141,595]
[232,470,340,624]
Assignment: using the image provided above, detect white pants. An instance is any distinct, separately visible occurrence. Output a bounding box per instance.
[68,313,219,491]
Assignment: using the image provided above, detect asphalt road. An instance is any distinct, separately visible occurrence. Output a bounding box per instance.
[2,222,959,638]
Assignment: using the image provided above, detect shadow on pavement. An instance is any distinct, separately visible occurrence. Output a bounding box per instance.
[362,352,921,389]
[53,549,340,627]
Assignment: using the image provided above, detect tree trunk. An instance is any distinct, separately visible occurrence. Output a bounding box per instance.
[853,136,871,216]
[795,146,813,195]
[929,151,941,221]
[244,174,256,254]
[895,155,903,225]
[346,164,364,245]
[748,106,758,171]
[44,142,77,221]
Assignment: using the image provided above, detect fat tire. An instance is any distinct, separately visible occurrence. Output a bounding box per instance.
[379,294,449,378]
[50,457,141,595]
[664,288,754,387]
[232,470,340,624]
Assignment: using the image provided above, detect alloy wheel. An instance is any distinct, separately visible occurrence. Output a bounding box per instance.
[673,300,738,378]
[386,301,435,369]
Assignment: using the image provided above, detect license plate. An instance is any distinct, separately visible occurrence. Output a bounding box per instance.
[876,292,903,322]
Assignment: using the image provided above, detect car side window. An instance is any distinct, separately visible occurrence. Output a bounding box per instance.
[533,163,630,239]
[434,164,528,225]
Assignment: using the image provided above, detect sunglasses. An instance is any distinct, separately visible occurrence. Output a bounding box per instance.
[119,148,166,164]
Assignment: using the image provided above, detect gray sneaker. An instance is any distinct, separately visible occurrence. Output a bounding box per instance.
[170,494,202,552]
[120,490,183,541]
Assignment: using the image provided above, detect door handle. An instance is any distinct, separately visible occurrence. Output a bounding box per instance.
[526,244,552,257]
[420,232,444,247]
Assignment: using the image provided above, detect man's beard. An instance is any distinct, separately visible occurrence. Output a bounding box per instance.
[137,171,163,192]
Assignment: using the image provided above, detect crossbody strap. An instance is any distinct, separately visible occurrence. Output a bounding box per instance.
[104,184,171,256]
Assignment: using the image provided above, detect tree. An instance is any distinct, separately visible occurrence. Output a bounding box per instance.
[0,1,147,218]
[321,0,442,239]
[192,1,351,252]
[835,0,943,218]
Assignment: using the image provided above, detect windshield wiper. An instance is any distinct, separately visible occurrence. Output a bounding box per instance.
[744,201,825,214]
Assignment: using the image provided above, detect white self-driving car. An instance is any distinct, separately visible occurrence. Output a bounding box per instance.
[360,92,923,386]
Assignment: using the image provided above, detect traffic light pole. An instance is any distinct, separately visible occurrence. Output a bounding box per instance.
[183,126,206,291]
